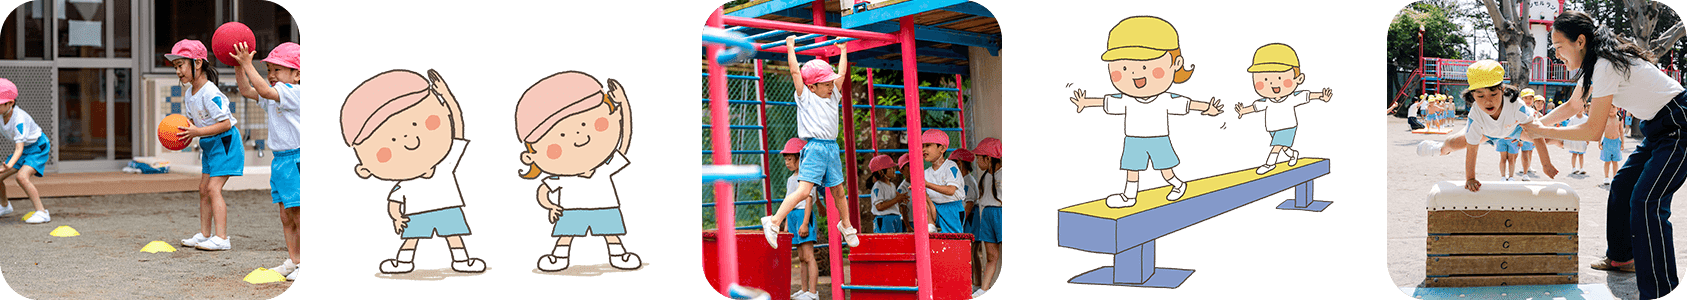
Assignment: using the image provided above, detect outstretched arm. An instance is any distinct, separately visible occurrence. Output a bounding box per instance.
[1234,102,1258,118]
[1069,89,1103,112]
[1309,88,1333,102]
[1463,144,1481,192]
[832,42,848,88]
[1189,97,1224,116]
[427,69,466,139]
[608,79,632,154]
[785,36,807,95]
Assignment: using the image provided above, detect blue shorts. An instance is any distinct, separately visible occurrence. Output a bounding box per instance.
[796,139,845,188]
[400,207,472,238]
[270,149,300,208]
[1491,137,1520,154]
[1602,138,1623,162]
[786,208,818,245]
[975,206,1001,243]
[1520,140,1536,151]
[1269,127,1297,147]
[934,201,965,234]
[874,214,903,233]
[1120,136,1179,171]
[551,208,627,236]
[5,137,49,177]
[199,128,245,177]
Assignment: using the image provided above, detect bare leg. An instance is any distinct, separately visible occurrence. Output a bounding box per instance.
[198,175,213,237]
[281,205,301,263]
[827,185,854,229]
[798,243,817,293]
[766,180,819,231]
[1521,150,1534,174]
[555,236,573,246]
[17,166,40,211]
[983,242,1001,290]
[206,176,230,239]
[0,167,15,208]
[1159,169,1176,182]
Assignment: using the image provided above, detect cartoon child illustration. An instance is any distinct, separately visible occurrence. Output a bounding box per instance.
[1068,16,1224,208]
[515,71,642,272]
[1232,43,1333,175]
[342,69,486,274]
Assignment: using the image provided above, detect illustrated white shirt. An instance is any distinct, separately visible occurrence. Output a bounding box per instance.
[1102,93,1191,137]
[869,181,900,217]
[1253,91,1313,131]
[795,85,841,140]
[1589,57,1686,120]
[0,109,42,144]
[542,150,630,210]
[259,82,302,151]
[785,174,821,210]
[184,84,236,128]
[923,159,966,204]
[389,139,469,215]
[1463,99,1536,144]
[976,168,1002,207]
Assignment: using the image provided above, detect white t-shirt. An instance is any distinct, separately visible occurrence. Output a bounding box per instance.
[1463,99,1536,144]
[1103,93,1192,137]
[923,159,966,204]
[785,174,821,210]
[1,109,42,144]
[1588,57,1686,120]
[869,181,900,216]
[388,139,469,215]
[184,84,236,128]
[1253,91,1313,131]
[976,168,1001,207]
[541,150,630,210]
[259,83,302,151]
[795,85,840,140]
[1407,101,1421,117]
[960,172,977,205]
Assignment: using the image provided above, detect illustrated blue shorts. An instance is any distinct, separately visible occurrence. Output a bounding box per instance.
[270,149,300,208]
[934,201,965,234]
[5,137,49,177]
[551,208,627,236]
[1602,138,1623,162]
[401,207,472,239]
[1120,136,1179,171]
[975,206,1001,243]
[1490,137,1520,154]
[1269,127,1297,147]
[786,208,818,245]
[1520,140,1536,151]
[797,139,846,188]
[874,214,903,233]
[199,128,245,177]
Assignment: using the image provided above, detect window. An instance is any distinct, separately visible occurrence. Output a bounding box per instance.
[152,0,292,70]
[1,1,50,60]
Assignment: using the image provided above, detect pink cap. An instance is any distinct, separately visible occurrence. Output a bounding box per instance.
[949,148,973,162]
[897,153,911,167]
[163,39,208,61]
[342,70,431,145]
[781,137,807,154]
[920,129,949,147]
[0,78,16,104]
[516,72,607,144]
[800,59,840,85]
[868,155,895,172]
[973,137,1001,159]
[262,42,301,70]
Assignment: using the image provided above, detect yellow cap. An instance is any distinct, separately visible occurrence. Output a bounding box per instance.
[1519,88,1536,99]
[1102,16,1178,61]
[1467,60,1506,89]
[1247,43,1300,73]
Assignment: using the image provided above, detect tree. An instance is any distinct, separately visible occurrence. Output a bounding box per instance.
[1483,0,1535,89]
[1582,0,1685,70]
[1387,2,1470,116]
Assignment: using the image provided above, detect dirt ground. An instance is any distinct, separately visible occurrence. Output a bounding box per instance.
[1385,116,1687,300]
[0,190,292,299]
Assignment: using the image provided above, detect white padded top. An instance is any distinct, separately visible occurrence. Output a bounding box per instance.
[1426,181,1579,212]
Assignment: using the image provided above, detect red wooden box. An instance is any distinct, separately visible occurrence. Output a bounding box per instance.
[703,230,792,300]
[847,233,974,300]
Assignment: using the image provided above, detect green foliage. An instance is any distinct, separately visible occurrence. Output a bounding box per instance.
[1388,2,1471,71]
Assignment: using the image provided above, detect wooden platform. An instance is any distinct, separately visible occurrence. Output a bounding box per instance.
[0,172,198,199]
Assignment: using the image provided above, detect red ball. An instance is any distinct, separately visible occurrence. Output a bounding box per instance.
[158,114,192,151]
[211,22,256,67]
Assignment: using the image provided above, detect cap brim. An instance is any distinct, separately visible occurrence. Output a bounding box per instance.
[809,73,841,85]
[1247,63,1294,73]
[1101,47,1169,61]
[163,54,191,61]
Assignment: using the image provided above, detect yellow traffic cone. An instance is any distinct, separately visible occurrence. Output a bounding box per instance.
[48,225,78,237]
[243,268,287,284]
[140,241,177,253]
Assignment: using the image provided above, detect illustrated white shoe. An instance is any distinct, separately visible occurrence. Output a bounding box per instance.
[379,259,414,274]
[23,210,49,224]
[1166,182,1188,201]
[181,233,208,247]
[759,216,780,248]
[285,264,298,281]
[836,222,860,247]
[609,252,642,270]
[537,255,570,272]
[195,236,231,251]
[271,259,297,276]
[1416,140,1444,157]
[1285,149,1300,166]
[1256,164,1276,175]
[1105,194,1135,208]
[451,258,486,273]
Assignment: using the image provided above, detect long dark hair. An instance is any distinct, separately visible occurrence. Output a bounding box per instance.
[1554,11,1654,100]
[190,58,220,86]
[977,156,1000,201]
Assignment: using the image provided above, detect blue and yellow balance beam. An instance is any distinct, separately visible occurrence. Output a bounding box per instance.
[1057,158,1332,288]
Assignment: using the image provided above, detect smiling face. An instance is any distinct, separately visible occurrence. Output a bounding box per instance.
[352,93,453,180]
[1470,86,1506,119]
[1107,53,1179,98]
[1550,30,1585,70]
[1251,69,1304,99]
[525,100,622,176]
[267,65,299,86]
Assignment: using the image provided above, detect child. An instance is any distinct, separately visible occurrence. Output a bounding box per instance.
[866,154,903,234]
[1233,43,1333,175]
[1600,108,1625,186]
[230,41,302,279]
[515,72,642,271]
[1518,91,1543,178]
[1561,107,1591,175]
[1415,60,1558,191]
[775,138,821,300]
[760,36,861,248]
[948,148,975,236]
[0,78,49,224]
[896,153,931,231]
[1427,95,1443,129]
[970,137,1003,298]
[343,69,486,274]
[917,129,966,234]
[164,40,244,251]
[1069,16,1224,208]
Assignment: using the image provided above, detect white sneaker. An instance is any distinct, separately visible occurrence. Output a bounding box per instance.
[451,258,486,273]
[972,288,987,298]
[1604,178,1614,186]
[537,255,570,272]
[1166,182,1188,201]
[1285,149,1300,166]
[798,291,819,300]
[23,210,49,224]
[1256,164,1276,175]
[1105,194,1135,208]
[609,252,642,270]
[836,222,860,247]
[285,264,298,281]
[1417,140,1445,157]
[271,259,297,276]
[378,259,414,274]
[0,204,13,216]
[759,216,780,248]
[928,223,939,233]
[195,236,231,251]
[181,233,208,247]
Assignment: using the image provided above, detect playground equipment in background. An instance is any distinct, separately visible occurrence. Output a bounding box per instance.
[1058,158,1333,288]
[1423,181,1578,287]
[705,10,773,300]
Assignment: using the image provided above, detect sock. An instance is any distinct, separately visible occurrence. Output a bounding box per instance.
[552,245,571,257]
[1123,181,1139,199]
[396,249,415,262]
[608,243,627,256]
[1167,176,1185,189]
[450,248,469,262]
[1264,153,1279,165]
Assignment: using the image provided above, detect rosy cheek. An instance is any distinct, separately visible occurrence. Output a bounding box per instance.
[1255,81,1265,91]
[426,115,441,131]
[1152,67,1165,79]
[546,144,562,159]
[1110,71,1122,82]
[595,117,609,132]
[377,147,392,163]
[1281,79,1295,89]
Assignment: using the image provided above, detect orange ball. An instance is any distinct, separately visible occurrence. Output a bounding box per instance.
[157,114,192,151]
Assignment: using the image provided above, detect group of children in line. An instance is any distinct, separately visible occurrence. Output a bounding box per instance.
[1408,93,1457,130]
